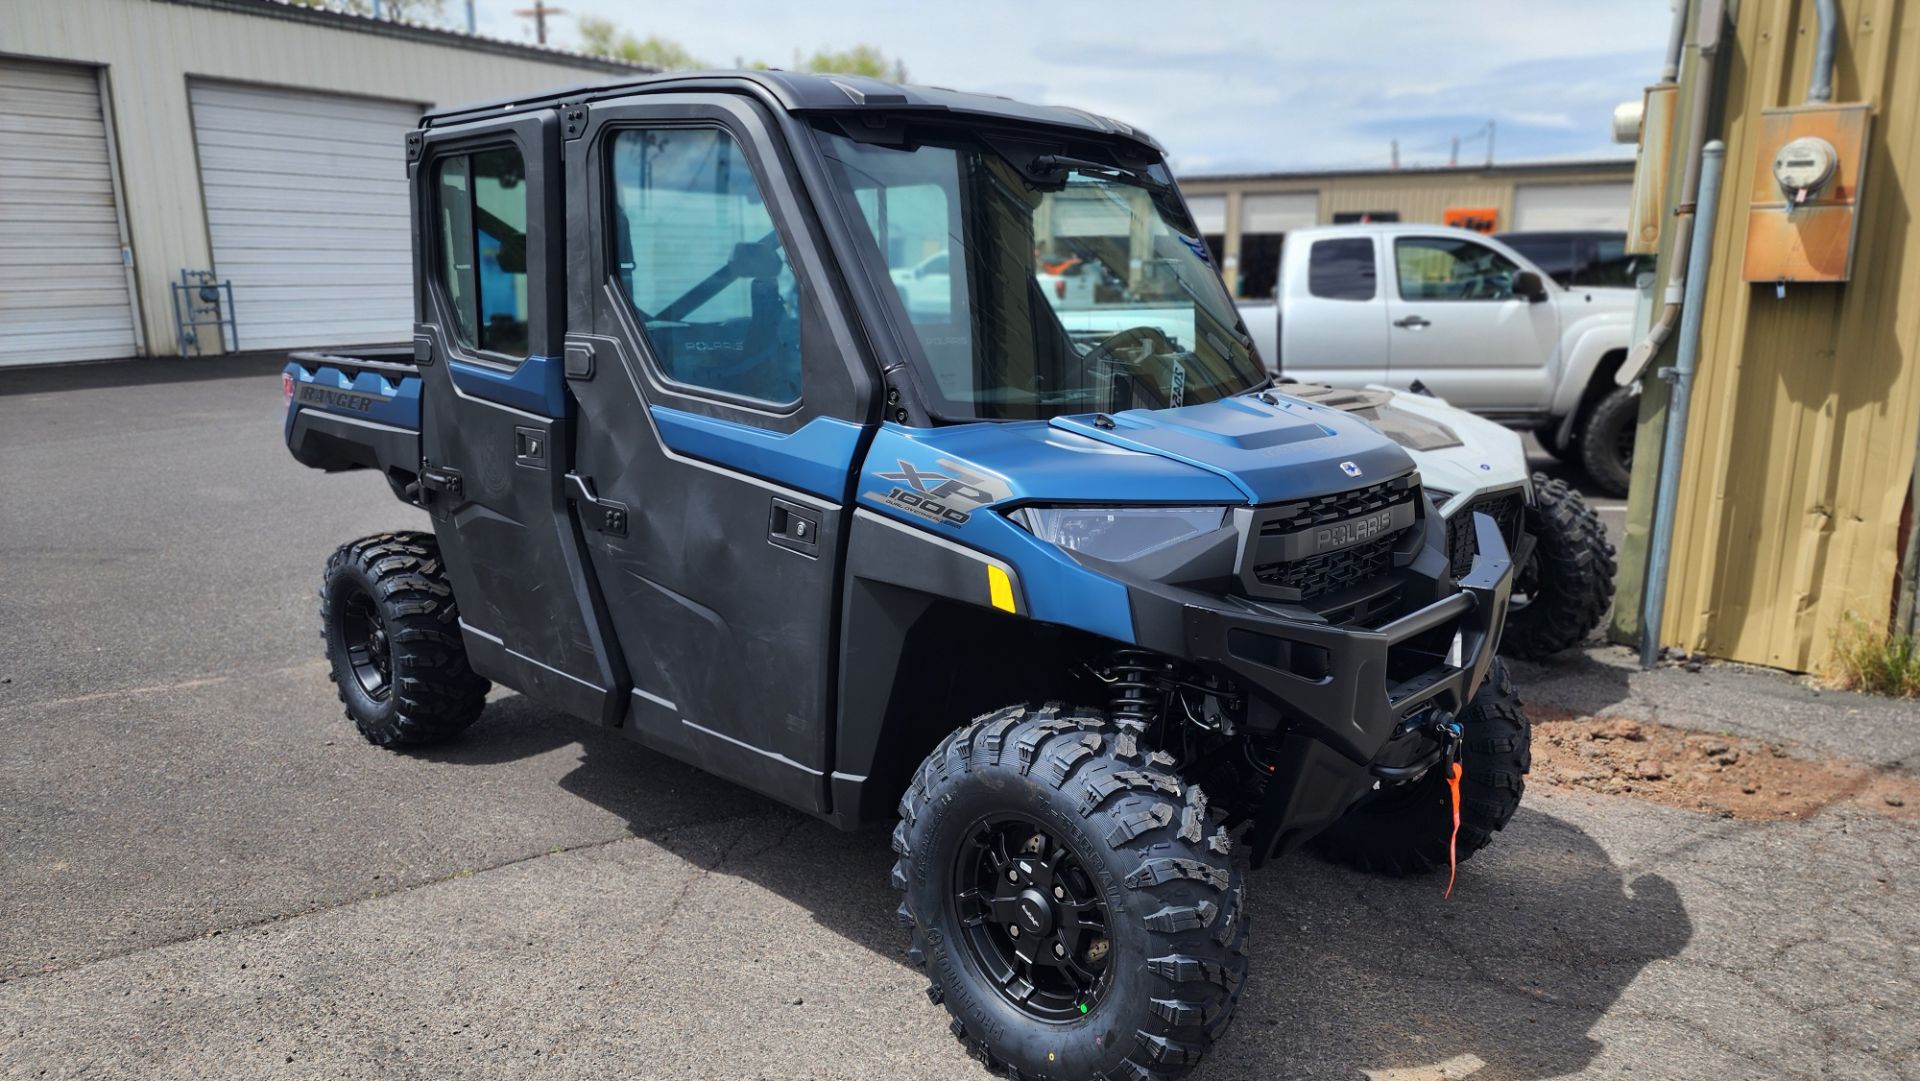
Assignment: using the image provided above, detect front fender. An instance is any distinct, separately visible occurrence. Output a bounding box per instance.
[1549,318,1631,421]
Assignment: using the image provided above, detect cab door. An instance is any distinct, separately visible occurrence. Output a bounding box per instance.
[1383,233,1560,412]
[562,95,878,814]
[1277,233,1389,386]
[410,112,622,724]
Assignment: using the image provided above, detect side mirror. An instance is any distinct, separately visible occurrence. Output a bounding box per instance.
[1512,270,1548,303]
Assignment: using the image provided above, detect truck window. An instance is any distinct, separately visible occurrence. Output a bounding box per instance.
[609,127,802,405]
[433,149,529,357]
[1394,236,1524,301]
[1307,238,1375,300]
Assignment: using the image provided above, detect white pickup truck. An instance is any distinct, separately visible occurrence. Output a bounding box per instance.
[1235,223,1639,496]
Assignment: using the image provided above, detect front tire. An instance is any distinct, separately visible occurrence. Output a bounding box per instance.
[320,531,488,747]
[1502,474,1617,659]
[894,704,1248,1081]
[1310,661,1530,877]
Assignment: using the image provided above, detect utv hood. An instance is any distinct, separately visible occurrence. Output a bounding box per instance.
[1051,393,1417,504]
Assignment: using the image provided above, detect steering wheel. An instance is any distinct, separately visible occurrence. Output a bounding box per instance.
[1080,325,1179,368]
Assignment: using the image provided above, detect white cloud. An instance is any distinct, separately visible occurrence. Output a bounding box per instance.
[474,0,1671,174]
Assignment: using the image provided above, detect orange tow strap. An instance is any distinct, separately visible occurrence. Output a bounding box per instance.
[1444,761,1464,898]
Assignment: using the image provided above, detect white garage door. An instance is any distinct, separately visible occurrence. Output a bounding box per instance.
[190,81,420,350]
[0,59,139,366]
[1511,181,1633,231]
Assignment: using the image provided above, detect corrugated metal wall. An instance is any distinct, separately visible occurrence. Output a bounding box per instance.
[1639,0,1920,671]
[0,0,633,357]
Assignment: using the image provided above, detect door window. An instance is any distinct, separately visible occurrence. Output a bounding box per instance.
[609,127,802,405]
[1395,236,1524,301]
[434,148,530,357]
[1307,237,1375,300]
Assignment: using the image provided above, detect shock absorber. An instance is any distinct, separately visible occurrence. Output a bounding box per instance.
[1104,649,1165,728]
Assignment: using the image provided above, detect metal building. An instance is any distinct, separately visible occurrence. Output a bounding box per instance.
[1178,160,1636,299]
[0,0,640,366]
[1617,0,1920,671]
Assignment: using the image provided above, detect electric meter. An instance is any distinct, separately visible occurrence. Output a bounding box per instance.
[1772,136,1839,203]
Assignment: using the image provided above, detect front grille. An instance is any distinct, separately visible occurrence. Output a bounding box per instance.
[1258,477,1415,537]
[1447,490,1524,578]
[1253,535,1396,602]
[1240,470,1421,609]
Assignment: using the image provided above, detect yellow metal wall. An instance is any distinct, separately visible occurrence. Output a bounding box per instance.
[0,0,633,355]
[1651,0,1920,670]
[1179,166,1632,231]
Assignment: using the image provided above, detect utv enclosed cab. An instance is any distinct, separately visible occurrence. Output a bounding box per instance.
[286,72,1523,1081]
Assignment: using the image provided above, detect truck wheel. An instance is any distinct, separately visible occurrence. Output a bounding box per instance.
[894,704,1248,1081]
[1309,661,1529,877]
[320,531,488,748]
[1501,474,1617,660]
[1533,427,1574,464]
[1577,385,1638,498]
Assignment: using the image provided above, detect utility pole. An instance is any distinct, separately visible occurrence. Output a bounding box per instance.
[1486,120,1496,166]
[1391,140,1399,170]
[513,0,565,44]
[1450,135,1459,167]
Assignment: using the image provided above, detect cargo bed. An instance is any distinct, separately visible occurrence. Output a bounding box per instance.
[282,346,423,501]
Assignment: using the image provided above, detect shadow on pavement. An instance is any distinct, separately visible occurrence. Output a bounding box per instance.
[428,694,1691,1080]
[1506,646,1638,719]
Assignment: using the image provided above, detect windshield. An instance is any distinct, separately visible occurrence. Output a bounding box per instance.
[815,125,1266,420]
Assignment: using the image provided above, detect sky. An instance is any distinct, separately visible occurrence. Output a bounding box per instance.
[468,0,1674,176]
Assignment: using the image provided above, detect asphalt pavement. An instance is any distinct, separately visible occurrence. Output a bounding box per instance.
[1,360,1915,1080]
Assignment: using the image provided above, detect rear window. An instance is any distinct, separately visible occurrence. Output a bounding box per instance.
[1307,238,1375,300]
[433,148,529,357]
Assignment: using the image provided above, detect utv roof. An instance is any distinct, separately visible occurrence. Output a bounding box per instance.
[421,70,1162,152]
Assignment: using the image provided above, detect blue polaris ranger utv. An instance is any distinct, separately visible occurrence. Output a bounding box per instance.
[283,72,1529,1081]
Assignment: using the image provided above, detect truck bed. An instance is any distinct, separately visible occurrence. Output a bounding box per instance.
[282,345,423,502]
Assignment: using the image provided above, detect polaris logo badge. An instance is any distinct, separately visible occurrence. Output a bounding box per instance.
[1339,461,1363,477]
[1313,510,1393,553]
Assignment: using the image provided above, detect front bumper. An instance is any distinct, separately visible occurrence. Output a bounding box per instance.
[1128,511,1514,765]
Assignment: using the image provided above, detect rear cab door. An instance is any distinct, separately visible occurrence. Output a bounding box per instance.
[409,109,622,724]
[1383,232,1559,413]
[1275,232,1388,386]
[561,92,879,815]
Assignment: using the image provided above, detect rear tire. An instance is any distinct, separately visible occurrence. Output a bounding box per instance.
[1577,385,1638,498]
[320,531,487,748]
[1501,474,1617,659]
[893,704,1248,1081]
[1310,661,1529,877]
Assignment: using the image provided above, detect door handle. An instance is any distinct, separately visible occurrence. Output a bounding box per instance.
[1393,315,1431,330]
[768,498,819,557]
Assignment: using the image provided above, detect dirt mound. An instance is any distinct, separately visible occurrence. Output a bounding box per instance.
[1530,712,1920,821]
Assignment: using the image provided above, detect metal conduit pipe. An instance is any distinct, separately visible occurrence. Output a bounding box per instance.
[1808,0,1839,103]
[1622,1,1723,387]
[1663,0,1692,82]
[1640,141,1728,667]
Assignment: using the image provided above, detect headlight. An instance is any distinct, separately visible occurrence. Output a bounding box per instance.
[1009,505,1231,562]
[1425,487,1456,510]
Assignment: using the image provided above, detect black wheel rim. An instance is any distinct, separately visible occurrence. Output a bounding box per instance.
[1511,547,1542,613]
[952,815,1112,1023]
[340,588,393,702]
[1614,420,1635,471]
